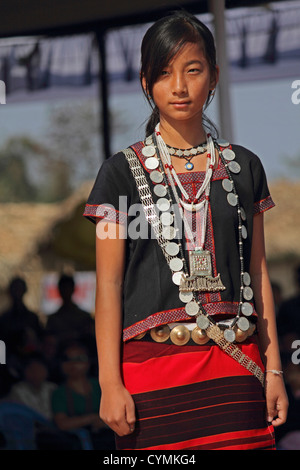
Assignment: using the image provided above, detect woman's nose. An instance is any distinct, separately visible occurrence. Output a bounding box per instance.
[171,73,188,95]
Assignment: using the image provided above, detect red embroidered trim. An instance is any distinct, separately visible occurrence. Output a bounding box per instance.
[83,203,128,225]
[253,195,275,215]
[123,301,257,341]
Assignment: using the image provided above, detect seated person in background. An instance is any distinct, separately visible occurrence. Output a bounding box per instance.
[51,340,115,450]
[46,274,95,345]
[8,353,57,420]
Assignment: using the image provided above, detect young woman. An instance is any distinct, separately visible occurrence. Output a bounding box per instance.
[84,11,288,450]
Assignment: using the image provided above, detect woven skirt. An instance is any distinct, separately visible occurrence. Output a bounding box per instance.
[115,337,276,450]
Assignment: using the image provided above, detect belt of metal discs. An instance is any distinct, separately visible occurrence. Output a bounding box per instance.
[133,319,256,346]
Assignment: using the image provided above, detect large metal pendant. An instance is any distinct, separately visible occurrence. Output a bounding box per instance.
[179,250,226,293]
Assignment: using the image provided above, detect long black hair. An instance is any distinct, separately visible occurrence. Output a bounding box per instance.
[140,10,218,137]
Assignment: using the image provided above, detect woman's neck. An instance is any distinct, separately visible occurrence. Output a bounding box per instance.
[158,116,207,149]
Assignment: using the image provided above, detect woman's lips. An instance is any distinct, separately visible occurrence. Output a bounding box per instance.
[170,101,191,109]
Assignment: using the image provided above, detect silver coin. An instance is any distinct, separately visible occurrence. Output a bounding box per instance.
[196,314,209,330]
[145,137,152,146]
[217,138,230,147]
[241,302,253,316]
[156,197,170,212]
[172,271,184,286]
[222,148,236,161]
[142,145,156,157]
[145,157,159,170]
[179,291,193,303]
[240,207,246,221]
[160,212,174,226]
[162,225,176,240]
[228,161,241,174]
[222,178,233,192]
[243,286,253,301]
[227,192,238,206]
[237,317,250,332]
[150,170,163,183]
[165,242,180,256]
[154,184,167,197]
[243,272,251,286]
[185,301,199,316]
[241,225,248,239]
[224,328,236,343]
[169,257,184,272]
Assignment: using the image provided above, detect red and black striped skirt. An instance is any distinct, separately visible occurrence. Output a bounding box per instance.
[115,337,276,450]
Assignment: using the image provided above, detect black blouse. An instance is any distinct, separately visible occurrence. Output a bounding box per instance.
[84,141,274,341]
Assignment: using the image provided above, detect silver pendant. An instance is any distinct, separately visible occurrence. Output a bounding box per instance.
[240,207,246,221]
[228,161,241,174]
[169,257,183,272]
[160,212,174,226]
[217,138,230,147]
[222,148,236,161]
[222,178,233,192]
[154,184,167,197]
[237,317,250,332]
[241,225,248,239]
[185,300,199,316]
[196,314,210,330]
[189,249,212,277]
[241,302,253,316]
[224,328,236,343]
[243,286,253,301]
[243,272,251,286]
[145,157,159,170]
[150,170,163,183]
[179,291,193,303]
[227,192,238,207]
[156,197,170,212]
[142,145,156,157]
[162,225,176,240]
[172,271,184,286]
[165,242,180,256]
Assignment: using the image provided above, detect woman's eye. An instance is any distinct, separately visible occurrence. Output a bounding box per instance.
[161,70,170,76]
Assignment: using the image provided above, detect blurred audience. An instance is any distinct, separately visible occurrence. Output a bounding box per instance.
[8,353,57,420]
[51,340,115,450]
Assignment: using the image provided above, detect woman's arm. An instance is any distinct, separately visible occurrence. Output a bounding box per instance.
[94,220,136,436]
[250,212,288,427]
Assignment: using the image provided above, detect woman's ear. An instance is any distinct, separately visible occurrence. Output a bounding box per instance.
[141,74,149,97]
[210,65,220,90]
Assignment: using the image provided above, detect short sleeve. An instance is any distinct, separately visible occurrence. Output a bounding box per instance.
[251,155,275,215]
[83,152,131,225]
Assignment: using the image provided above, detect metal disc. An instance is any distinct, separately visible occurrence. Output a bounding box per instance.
[160,212,174,226]
[237,317,250,332]
[154,184,167,197]
[156,197,170,212]
[179,291,193,303]
[145,137,152,146]
[172,271,184,286]
[150,325,170,342]
[227,192,238,206]
[169,257,184,272]
[228,161,241,174]
[240,207,246,221]
[191,327,210,345]
[241,302,253,316]
[150,170,163,183]
[241,225,248,239]
[222,178,233,192]
[196,314,210,330]
[243,272,251,286]
[224,328,236,343]
[170,325,190,346]
[165,242,180,256]
[222,148,236,161]
[162,225,176,240]
[142,145,156,157]
[185,300,199,316]
[145,157,159,170]
[243,286,253,301]
[217,138,230,147]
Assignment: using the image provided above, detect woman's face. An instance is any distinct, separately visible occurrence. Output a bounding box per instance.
[149,42,218,126]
